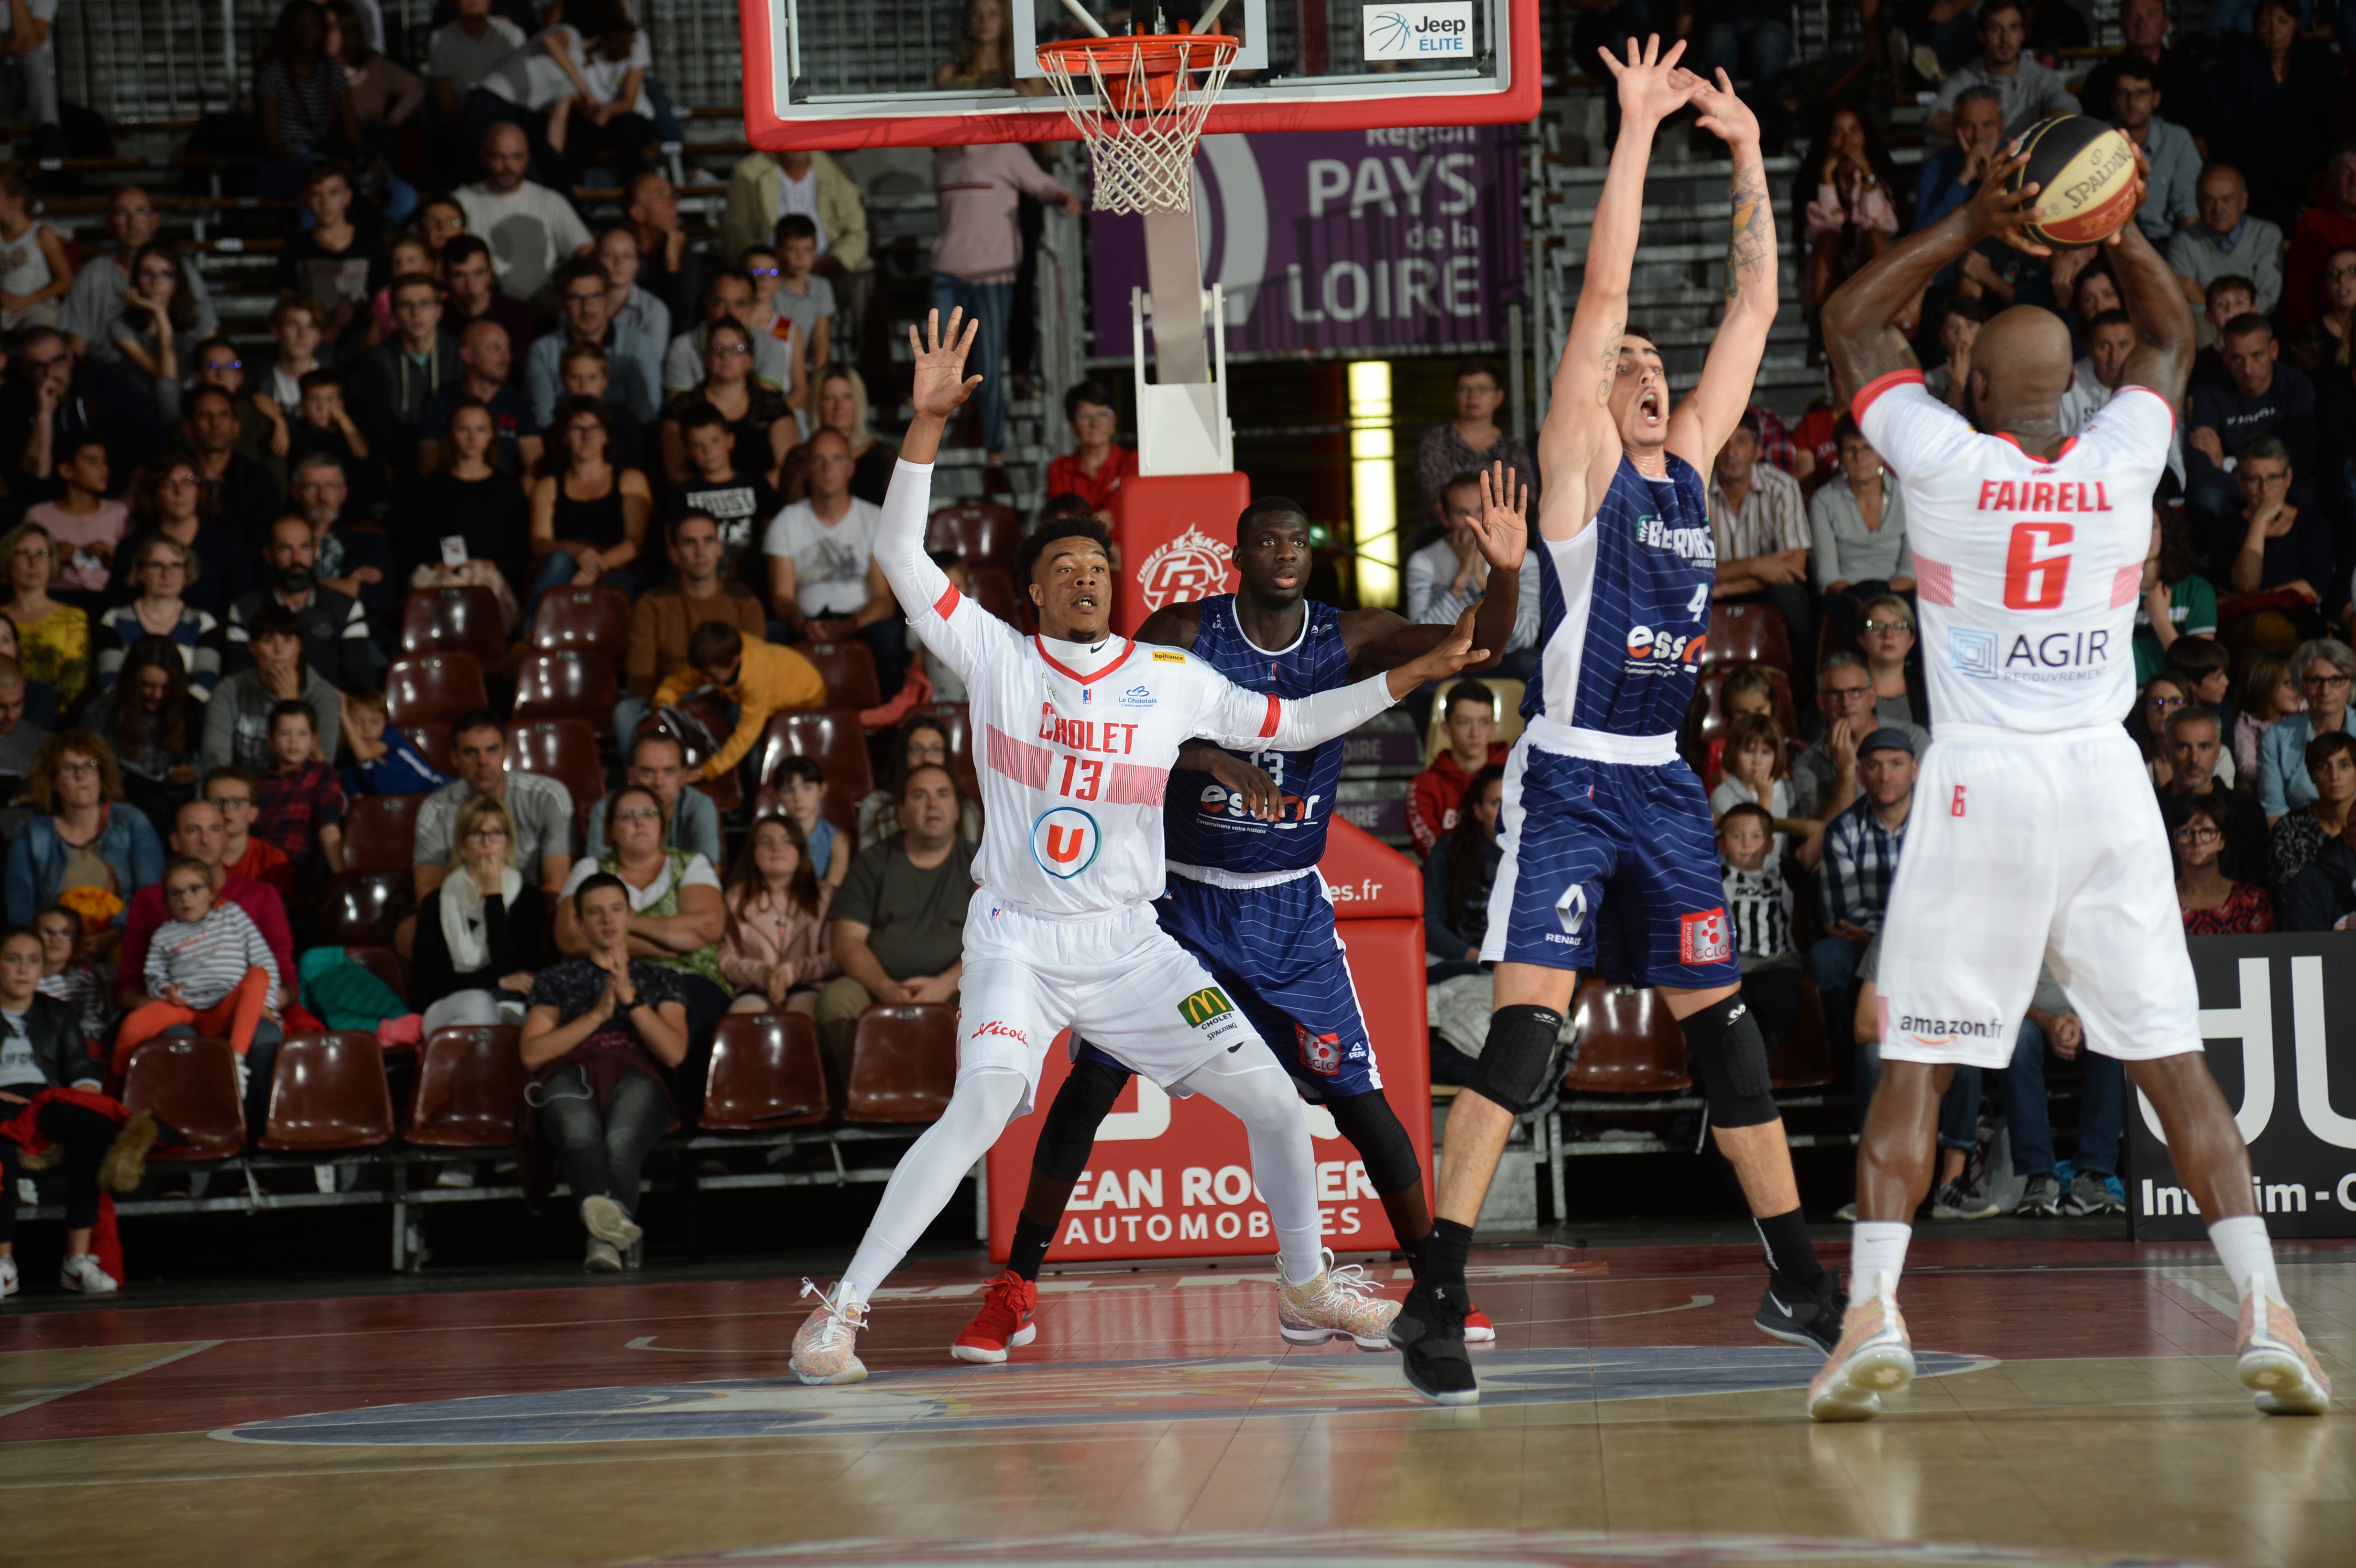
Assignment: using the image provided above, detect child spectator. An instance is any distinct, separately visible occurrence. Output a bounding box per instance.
[1699,665,1778,789]
[719,813,839,1016]
[1422,764,1504,992]
[110,243,201,422]
[768,218,834,393]
[742,244,799,359]
[288,368,372,478]
[0,923,124,1301]
[0,170,72,330]
[254,701,347,881]
[272,159,391,352]
[772,754,849,887]
[203,767,295,900]
[668,408,779,581]
[259,297,327,417]
[1718,800,1800,1053]
[617,510,767,747]
[22,436,130,601]
[557,342,647,472]
[2134,508,2217,684]
[110,856,280,1073]
[1042,378,1138,525]
[1711,711,1811,861]
[339,686,451,799]
[33,903,115,1043]
[2189,275,2256,392]
[2165,635,2235,752]
[1407,680,1509,856]
[649,622,826,790]
[364,235,438,343]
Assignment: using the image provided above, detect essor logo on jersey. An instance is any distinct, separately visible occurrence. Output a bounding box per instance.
[1030,806,1100,879]
[1297,1024,1345,1076]
[1625,625,1704,670]
[1633,515,1717,561]
[1136,526,1235,612]
[1679,908,1732,966]
[1178,986,1237,1028]
[971,1020,1029,1047]
[1895,1011,2008,1046]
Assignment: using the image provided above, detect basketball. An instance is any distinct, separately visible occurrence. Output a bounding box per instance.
[2005,115,2142,247]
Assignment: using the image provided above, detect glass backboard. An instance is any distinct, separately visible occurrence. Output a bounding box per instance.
[741,0,1536,150]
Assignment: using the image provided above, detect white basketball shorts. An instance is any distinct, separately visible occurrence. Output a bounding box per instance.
[1874,723,2202,1071]
[953,887,1259,1114]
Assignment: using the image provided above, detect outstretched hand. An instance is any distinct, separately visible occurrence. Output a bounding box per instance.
[1598,35,1700,130]
[1468,459,1528,573]
[1679,66,1759,148]
[906,308,983,422]
[1386,606,1489,698]
[1965,149,2052,257]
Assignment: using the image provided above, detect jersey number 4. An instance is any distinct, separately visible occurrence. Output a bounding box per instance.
[2002,523,2073,610]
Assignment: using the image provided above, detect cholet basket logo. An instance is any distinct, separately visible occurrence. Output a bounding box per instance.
[1136,526,1234,612]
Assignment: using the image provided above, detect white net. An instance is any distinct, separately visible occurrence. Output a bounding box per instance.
[1040,36,1239,217]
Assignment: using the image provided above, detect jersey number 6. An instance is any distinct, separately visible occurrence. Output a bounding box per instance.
[2002,522,2074,611]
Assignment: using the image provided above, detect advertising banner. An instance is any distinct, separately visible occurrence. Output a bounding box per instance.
[1087,124,1525,356]
[986,819,1432,1262]
[2128,934,2356,1240]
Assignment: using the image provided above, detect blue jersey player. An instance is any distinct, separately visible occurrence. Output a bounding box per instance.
[1385,39,1844,1406]
[951,489,1527,1365]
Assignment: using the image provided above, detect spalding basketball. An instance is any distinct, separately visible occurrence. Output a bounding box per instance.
[2005,115,2140,247]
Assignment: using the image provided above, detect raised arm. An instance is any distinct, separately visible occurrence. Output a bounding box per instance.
[1340,460,1527,677]
[1824,152,2047,398]
[871,310,980,621]
[1536,38,1701,544]
[2102,170,2194,409]
[1199,609,1487,754]
[1667,72,1777,476]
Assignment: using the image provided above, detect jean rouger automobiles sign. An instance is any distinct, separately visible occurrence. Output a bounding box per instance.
[2130,934,2356,1240]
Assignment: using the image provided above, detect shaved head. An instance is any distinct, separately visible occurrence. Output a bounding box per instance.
[1969,306,2075,440]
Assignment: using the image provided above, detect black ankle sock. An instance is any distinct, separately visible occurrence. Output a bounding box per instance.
[1008,1214,1057,1282]
[1754,1207,1826,1287]
[1423,1219,1473,1288]
[1397,1226,1428,1279]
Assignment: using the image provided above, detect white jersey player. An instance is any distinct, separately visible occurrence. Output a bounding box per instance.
[1810,151,2329,1421]
[787,312,1485,1384]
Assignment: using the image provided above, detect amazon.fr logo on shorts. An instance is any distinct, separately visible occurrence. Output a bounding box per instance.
[1680,908,1732,966]
[1178,987,1237,1028]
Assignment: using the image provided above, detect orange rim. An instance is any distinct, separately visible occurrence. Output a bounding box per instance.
[1035,32,1240,76]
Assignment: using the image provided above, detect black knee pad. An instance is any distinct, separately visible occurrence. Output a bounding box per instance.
[1683,994,1779,1128]
[1466,1004,1566,1115]
[1031,1050,1133,1182]
[1323,1088,1422,1196]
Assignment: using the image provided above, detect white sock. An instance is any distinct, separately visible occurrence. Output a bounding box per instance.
[839,1069,1027,1305]
[1848,1221,1912,1307]
[2207,1215,2281,1305]
[1178,1045,1326,1286]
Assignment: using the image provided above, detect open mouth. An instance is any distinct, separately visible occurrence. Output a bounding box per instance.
[1071,589,1100,611]
[1637,388,1663,424]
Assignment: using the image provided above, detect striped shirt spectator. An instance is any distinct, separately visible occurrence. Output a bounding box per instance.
[1817,734,1918,933]
[1723,859,1795,966]
[1707,457,1811,566]
[144,897,279,1009]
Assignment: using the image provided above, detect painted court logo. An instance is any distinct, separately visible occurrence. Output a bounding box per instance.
[1136,527,1234,612]
[1031,807,1100,879]
[1178,987,1238,1029]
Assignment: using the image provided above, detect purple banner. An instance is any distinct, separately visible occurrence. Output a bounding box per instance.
[1087,124,1525,356]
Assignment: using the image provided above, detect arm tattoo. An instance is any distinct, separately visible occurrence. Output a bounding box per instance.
[1595,316,1623,407]
[1724,158,1773,301]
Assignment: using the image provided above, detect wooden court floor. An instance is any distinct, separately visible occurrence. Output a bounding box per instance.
[0,1236,2348,1568]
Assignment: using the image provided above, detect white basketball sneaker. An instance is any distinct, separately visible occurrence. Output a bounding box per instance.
[2237,1282,2331,1415]
[1277,1250,1401,1350]
[789,1278,869,1385]
[1807,1276,1915,1422]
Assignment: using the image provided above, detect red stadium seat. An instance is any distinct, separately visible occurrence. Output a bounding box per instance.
[409,721,453,775]
[701,1013,830,1131]
[408,1026,529,1148]
[926,501,1020,573]
[1564,980,1692,1093]
[967,566,1025,629]
[759,708,873,798]
[513,650,620,726]
[344,945,408,1005]
[317,872,408,946]
[400,586,507,665]
[1768,979,1837,1089]
[508,719,608,834]
[844,1005,959,1123]
[530,584,633,652]
[343,795,424,874]
[1694,664,1799,746]
[120,1037,244,1161]
[259,1033,398,1152]
[1703,602,1795,674]
[385,654,489,728]
[799,640,882,710]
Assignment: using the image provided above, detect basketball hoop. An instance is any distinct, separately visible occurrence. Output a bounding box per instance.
[1037,29,1239,216]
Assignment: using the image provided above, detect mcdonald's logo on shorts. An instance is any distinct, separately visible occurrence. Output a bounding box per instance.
[1178,987,1237,1028]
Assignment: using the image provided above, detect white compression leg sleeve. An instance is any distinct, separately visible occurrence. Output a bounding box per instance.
[1177,1043,1323,1285]
[840,1069,1027,1304]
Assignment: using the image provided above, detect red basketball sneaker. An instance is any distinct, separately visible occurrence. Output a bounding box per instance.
[952,1270,1039,1363]
[1463,1305,1496,1343]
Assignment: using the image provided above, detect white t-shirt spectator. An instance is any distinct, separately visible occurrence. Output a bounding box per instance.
[427,14,526,98]
[571,28,652,116]
[764,498,884,620]
[456,179,591,303]
[663,323,793,395]
[561,851,720,907]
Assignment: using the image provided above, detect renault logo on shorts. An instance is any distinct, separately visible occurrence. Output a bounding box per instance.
[1031,806,1100,878]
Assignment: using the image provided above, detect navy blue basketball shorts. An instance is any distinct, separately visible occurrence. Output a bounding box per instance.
[1482,730,1743,991]
[1079,868,1380,1100]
